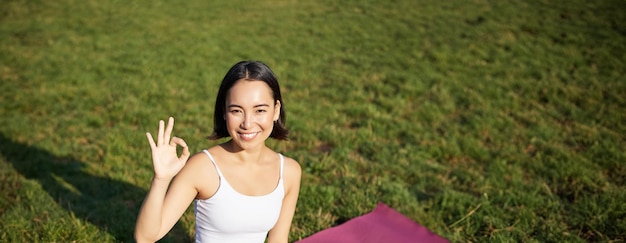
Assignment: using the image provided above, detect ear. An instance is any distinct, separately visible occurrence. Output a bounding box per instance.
[273,100,281,122]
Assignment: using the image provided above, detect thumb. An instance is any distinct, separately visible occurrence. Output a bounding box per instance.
[171,137,190,160]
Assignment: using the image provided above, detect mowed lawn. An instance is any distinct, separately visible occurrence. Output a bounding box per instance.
[1,0,624,242]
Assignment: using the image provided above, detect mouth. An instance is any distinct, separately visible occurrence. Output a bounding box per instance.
[238,132,260,141]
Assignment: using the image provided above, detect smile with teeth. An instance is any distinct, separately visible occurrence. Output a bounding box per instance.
[239,132,259,140]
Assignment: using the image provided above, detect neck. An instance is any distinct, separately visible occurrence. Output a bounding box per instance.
[223,140,266,164]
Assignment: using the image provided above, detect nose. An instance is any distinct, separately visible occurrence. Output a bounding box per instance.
[240,113,252,129]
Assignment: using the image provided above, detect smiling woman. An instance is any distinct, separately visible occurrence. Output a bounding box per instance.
[134,61,302,243]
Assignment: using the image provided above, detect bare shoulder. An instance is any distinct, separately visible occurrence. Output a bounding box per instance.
[176,150,220,199]
[182,151,212,171]
[282,155,301,171]
[176,151,214,183]
[279,155,301,198]
[281,155,302,180]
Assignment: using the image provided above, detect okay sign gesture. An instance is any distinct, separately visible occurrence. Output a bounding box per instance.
[146,117,191,180]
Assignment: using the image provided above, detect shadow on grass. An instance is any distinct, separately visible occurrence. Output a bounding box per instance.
[0,133,192,242]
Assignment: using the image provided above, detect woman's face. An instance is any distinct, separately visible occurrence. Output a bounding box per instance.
[225,79,281,150]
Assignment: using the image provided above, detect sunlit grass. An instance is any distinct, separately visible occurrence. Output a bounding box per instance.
[1,0,625,242]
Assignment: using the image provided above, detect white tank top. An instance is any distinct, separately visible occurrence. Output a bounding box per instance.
[194,150,285,243]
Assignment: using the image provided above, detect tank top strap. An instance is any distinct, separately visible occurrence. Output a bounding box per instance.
[202,149,224,177]
[279,153,284,180]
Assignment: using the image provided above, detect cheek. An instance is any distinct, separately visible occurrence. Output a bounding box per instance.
[259,115,275,126]
[225,114,241,126]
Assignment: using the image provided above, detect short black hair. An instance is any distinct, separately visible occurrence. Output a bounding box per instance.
[208,61,289,140]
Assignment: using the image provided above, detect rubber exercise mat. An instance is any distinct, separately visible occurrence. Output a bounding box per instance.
[296,203,449,243]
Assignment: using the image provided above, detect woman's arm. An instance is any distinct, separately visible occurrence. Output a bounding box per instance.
[134,159,202,242]
[134,117,195,243]
[267,157,302,243]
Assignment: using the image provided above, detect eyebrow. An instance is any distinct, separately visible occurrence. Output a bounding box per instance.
[227,104,271,109]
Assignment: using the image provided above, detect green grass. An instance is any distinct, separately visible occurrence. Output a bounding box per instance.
[1,0,625,242]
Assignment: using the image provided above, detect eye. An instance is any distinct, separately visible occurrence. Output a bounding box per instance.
[229,109,243,113]
[256,109,267,113]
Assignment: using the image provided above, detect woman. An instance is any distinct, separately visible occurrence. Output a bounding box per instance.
[135,61,302,243]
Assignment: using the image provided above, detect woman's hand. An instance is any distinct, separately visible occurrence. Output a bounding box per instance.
[146,117,191,180]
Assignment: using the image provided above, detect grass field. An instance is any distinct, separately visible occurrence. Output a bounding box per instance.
[1,0,625,242]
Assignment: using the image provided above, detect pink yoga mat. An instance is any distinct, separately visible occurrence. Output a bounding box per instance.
[296,203,448,243]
